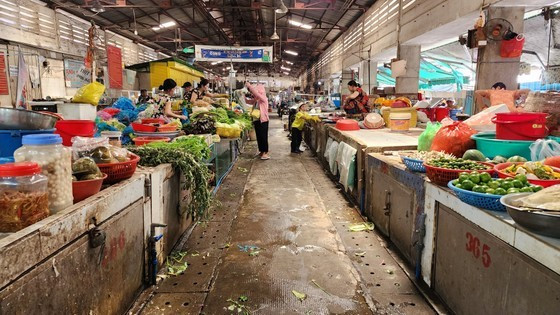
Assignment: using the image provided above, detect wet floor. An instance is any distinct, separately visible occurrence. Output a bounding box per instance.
[135,118,435,315]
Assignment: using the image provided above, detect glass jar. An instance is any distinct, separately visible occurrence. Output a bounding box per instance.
[100,131,122,147]
[14,134,73,213]
[0,162,49,232]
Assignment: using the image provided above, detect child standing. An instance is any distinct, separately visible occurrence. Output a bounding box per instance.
[291,103,319,154]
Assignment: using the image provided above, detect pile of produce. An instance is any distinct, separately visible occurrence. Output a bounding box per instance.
[128,136,211,219]
[460,149,528,164]
[72,157,104,181]
[501,162,560,180]
[451,171,543,195]
[183,112,216,135]
[403,151,455,161]
[425,158,493,171]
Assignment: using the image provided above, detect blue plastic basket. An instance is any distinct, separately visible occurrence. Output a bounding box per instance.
[401,156,426,173]
[447,180,506,212]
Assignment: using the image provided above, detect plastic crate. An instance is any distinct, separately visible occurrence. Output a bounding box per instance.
[97,153,139,184]
[424,162,495,186]
[448,180,506,212]
[401,156,426,173]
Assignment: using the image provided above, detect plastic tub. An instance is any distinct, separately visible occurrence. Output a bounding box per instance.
[494,162,560,187]
[389,112,411,131]
[435,107,450,122]
[335,119,360,131]
[132,122,158,132]
[492,112,548,141]
[0,157,14,165]
[133,136,171,146]
[0,162,49,232]
[0,129,55,157]
[72,173,107,203]
[471,132,533,160]
[382,107,418,127]
[54,120,95,146]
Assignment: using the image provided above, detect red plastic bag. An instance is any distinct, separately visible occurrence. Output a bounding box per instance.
[430,122,477,157]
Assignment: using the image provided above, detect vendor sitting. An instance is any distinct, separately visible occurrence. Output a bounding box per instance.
[137,89,152,105]
[190,78,217,103]
[155,79,187,121]
[291,102,319,154]
[182,82,193,101]
[343,80,370,115]
[475,82,529,112]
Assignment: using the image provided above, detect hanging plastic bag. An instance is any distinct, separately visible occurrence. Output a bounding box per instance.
[430,122,477,157]
[530,139,560,161]
[72,82,106,106]
[418,122,442,151]
[328,141,339,175]
[464,104,509,132]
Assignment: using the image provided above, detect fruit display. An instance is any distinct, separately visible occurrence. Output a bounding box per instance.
[425,158,493,171]
[451,171,543,196]
[499,162,560,180]
[462,149,486,161]
[402,151,455,161]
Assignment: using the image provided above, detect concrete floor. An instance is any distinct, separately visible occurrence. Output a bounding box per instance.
[136,118,435,314]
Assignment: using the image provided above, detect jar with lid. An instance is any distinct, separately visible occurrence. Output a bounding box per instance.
[0,162,49,232]
[14,134,73,213]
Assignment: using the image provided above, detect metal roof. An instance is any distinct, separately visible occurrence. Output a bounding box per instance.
[41,0,375,78]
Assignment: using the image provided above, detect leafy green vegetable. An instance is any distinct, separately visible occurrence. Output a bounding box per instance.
[128,144,211,219]
[147,135,210,161]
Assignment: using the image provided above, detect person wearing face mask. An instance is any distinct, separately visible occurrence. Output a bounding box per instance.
[155,78,187,121]
[190,78,217,103]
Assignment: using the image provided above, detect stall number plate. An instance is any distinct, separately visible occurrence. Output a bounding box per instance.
[466,232,491,268]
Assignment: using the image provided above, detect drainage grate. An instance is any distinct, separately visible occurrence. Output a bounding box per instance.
[141,292,206,314]
[156,249,221,293]
[182,222,231,251]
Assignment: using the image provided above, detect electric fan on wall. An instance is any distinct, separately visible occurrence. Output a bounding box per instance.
[483,18,514,41]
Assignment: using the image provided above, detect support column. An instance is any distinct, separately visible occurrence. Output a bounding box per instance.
[395,45,420,96]
[360,60,378,95]
[475,7,525,112]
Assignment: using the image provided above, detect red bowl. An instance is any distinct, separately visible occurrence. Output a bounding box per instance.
[72,173,107,203]
[158,125,178,132]
[141,118,165,124]
[132,122,157,132]
[133,137,170,146]
[335,119,360,131]
[494,162,560,187]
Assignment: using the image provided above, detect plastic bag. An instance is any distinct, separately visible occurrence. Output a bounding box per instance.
[418,122,441,151]
[72,82,106,106]
[430,122,477,157]
[530,139,560,161]
[328,141,339,175]
[440,117,455,126]
[464,104,509,132]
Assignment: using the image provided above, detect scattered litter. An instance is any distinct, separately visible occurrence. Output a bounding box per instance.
[52,258,59,277]
[354,252,366,256]
[238,167,249,173]
[166,251,188,276]
[226,296,251,314]
[292,290,307,302]
[311,279,330,296]
[239,295,248,302]
[348,222,374,232]
[191,251,200,257]
[230,193,236,197]
[386,269,394,275]
[220,242,232,249]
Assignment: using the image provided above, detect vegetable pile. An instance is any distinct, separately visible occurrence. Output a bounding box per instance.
[451,171,543,195]
[128,136,211,219]
[426,158,492,171]
[502,162,560,180]
[404,151,455,161]
[183,112,216,135]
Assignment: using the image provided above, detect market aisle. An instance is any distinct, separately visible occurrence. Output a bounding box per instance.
[137,118,435,315]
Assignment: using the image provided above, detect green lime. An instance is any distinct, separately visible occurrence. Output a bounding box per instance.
[451,179,460,186]
[532,185,543,192]
[459,172,469,177]
[458,174,469,183]
[461,180,475,191]
[496,179,505,185]
[495,188,507,195]
[480,172,492,183]
[455,183,463,190]
[515,174,528,184]
[501,181,514,190]
[511,180,523,188]
[505,178,514,182]
[520,187,533,193]
[469,173,481,184]
[488,181,500,189]
[507,188,520,194]
[473,185,486,193]
[485,188,496,195]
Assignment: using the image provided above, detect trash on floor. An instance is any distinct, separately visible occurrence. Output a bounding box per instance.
[292,290,307,302]
[348,222,375,232]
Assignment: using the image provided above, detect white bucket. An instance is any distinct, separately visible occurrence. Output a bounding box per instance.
[389,112,412,131]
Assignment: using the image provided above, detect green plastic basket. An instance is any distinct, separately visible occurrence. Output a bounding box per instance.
[471,132,533,160]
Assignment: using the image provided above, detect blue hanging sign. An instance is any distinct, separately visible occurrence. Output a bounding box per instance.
[195,45,272,63]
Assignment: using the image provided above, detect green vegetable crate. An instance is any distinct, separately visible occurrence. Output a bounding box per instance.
[471,133,532,160]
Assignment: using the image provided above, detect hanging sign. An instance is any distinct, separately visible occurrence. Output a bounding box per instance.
[195,45,272,63]
[64,59,91,88]
[107,45,123,89]
[0,53,8,95]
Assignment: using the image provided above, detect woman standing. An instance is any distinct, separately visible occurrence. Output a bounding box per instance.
[154,79,187,121]
[246,82,270,160]
[190,78,217,103]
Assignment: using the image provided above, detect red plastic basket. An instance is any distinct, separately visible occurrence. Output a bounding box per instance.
[494,162,560,188]
[141,118,165,124]
[424,162,495,186]
[132,123,157,132]
[72,173,107,202]
[97,154,140,184]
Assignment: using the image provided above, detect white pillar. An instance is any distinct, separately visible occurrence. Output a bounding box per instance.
[395,45,421,96]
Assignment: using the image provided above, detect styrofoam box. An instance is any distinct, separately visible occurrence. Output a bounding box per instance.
[57,103,97,120]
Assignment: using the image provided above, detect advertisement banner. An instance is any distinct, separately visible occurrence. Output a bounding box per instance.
[195,45,272,63]
[107,45,123,89]
[64,59,91,88]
